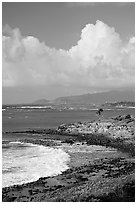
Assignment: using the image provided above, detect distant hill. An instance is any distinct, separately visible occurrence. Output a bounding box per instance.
[32,90,135,106]
[53,90,135,105]
[32,99,50,105]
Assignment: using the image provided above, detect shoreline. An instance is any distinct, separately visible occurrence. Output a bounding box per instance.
[2,114,135,202]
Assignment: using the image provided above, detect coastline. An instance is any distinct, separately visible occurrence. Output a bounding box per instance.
[2,114,135,202]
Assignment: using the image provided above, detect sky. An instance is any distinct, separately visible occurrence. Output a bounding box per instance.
[2,2,135,104]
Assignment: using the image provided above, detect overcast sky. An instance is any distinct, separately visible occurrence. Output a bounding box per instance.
[2,2,135,104]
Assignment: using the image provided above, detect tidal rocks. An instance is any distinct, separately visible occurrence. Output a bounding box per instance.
[2,157,135,202]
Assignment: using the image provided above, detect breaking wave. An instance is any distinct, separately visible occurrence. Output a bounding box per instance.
[18,106,53,109]
[2,141,70,187]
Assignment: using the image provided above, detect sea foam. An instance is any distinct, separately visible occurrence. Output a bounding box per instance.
[2,142,70,187]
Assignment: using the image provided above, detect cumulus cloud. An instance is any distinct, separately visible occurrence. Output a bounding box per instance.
[2,20,135,90]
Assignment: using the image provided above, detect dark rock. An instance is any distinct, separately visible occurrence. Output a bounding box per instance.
[125,114,131,119]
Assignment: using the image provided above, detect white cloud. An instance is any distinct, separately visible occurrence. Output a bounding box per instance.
[2,20,135,90]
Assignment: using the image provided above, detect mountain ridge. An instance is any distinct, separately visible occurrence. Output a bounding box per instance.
[33,90,135,105]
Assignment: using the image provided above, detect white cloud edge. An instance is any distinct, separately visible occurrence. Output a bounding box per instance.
[2,20,135,90]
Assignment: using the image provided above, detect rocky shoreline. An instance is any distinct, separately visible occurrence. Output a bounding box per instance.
[2,114,135,202]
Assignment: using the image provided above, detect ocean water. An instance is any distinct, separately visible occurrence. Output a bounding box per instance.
[2,105,135,187]
[2,105,135,132]
[2,141,70,188]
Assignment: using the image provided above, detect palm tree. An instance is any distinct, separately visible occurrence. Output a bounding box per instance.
[96,108,103,119]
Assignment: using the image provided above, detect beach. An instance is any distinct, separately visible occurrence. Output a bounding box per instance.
[2,2,135,202]
[2,113,135,202]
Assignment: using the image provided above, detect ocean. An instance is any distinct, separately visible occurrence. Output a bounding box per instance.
[2,141,70,187]
[2,105,135,188]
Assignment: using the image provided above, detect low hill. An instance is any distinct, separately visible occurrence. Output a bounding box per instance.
[53,90,135,105]
[32,99,50,105]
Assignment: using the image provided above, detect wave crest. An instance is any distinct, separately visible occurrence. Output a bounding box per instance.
[2,142,70,187]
